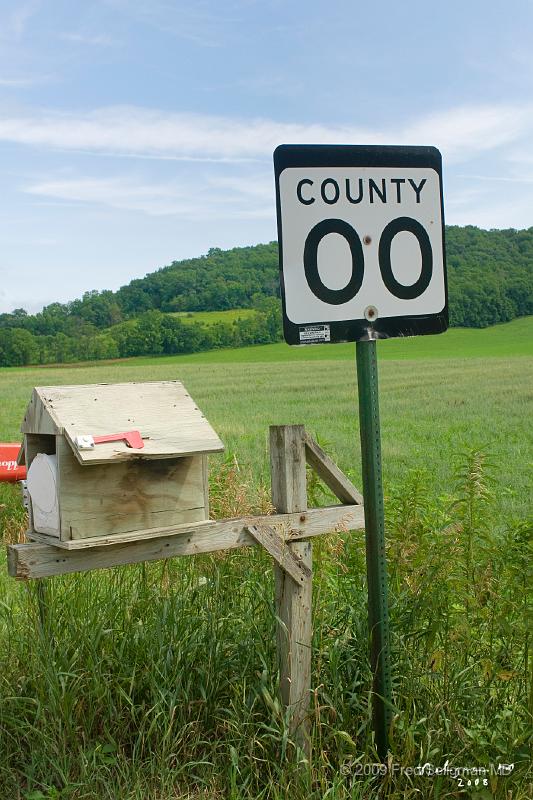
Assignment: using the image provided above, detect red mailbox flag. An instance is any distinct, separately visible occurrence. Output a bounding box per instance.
[0,443,26,482]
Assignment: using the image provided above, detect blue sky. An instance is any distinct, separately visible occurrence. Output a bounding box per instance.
[1,0,532,313]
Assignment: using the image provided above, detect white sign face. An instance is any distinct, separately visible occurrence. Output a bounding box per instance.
[274,146,447,344]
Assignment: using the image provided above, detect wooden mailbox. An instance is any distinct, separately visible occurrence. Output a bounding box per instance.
[20,381,224,548]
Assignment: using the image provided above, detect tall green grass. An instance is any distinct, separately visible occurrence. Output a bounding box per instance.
[0,453,530,798]
[0,320,531,798]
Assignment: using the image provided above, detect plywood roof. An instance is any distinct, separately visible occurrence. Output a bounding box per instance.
[22,381,224,465]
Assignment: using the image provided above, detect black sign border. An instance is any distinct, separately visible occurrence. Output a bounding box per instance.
[274,144,448,345]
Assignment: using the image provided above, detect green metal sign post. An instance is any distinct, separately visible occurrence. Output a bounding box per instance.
[356,339,392,761]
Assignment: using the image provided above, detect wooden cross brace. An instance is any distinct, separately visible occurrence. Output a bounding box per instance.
[245,524,311,584]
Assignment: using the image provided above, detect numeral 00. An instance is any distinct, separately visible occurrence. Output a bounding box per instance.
[303,216,433,305]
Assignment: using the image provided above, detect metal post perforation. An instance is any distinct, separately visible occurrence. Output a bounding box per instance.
[356,339,392,760]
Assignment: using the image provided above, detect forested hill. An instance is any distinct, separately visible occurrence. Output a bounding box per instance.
[1,226,532,366]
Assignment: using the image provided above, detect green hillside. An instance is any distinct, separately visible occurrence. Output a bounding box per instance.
[125,316,533,365]
[1,226,532,366]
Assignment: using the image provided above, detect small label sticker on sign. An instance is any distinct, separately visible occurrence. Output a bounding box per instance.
[299,324,331,343]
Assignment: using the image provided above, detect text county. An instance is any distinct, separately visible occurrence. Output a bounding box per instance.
[296,177,427,206]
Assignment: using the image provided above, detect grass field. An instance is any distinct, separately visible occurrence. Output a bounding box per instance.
[2,318,532,518]
[170,308,257,326]
[0,317,532,799]
[108,308,258,335]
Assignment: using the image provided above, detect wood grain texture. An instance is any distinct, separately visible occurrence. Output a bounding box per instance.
[21,388,58,435]
[270,425,307,514]
[202,455,209,519]
[21,382,224,463]
[55,437,207,539]
[304,433,364,505]
[8,504,364,576]
[26,518,214,549]
[270,424,312,759]
[245,524,311,584]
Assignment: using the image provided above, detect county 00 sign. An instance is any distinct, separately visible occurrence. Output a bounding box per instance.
[274,144,448,344]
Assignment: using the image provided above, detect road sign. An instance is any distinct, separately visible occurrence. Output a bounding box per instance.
[274,144,447,344]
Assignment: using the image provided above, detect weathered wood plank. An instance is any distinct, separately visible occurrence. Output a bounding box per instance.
[7,504,365,578]
[24,503,363,551]
[270,424,312,759]
[270,424,307,514]
[304,433,363,505]
[202,455,209,519]
[55,437,207,539]
[26,518,214,549]
[21,388,59,435]
[28,509,209,548]
[26,382,224,464]
[245,524,311,584]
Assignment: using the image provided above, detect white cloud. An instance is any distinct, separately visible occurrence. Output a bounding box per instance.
[456,173,533,185]
[7,103,533,229]
[448,199,533,230]
[58,32,120,47]
[1,103,531,164]
[0,107,367,160]
[25,174,273,219]
[26,176,189,216]
[0,74,52,87]
[8,2,37,39]
[0,76,34,87]
[105,0,237,47]
[14,103,533,229]
[445,186,487,210]
[404,105,532,162]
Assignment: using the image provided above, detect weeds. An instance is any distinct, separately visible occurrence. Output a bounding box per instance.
[0,450,531,799]
[0,482,27,545]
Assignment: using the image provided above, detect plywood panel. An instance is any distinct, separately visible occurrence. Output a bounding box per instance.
[29,382,224,463]
[21,389,59,435]
[68,507,206,540]
[56,437,207,539]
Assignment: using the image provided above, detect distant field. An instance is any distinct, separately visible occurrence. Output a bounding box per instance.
[1,317,532,521]
[106,307,258,336]
[122,315,533,364]
[83,314,533,364]
[170,308,257,325]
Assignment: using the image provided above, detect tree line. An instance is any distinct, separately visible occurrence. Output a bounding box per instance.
[1,227,532,366]
[0,300,281,367]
